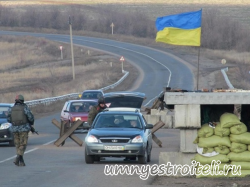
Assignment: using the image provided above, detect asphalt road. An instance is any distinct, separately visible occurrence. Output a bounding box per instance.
[0,31,194,106]
[0,31,190,187]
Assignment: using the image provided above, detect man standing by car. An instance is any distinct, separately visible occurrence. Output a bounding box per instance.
[88,97,106,126]
[7,94,34,167]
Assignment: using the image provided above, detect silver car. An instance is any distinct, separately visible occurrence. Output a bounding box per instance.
[84,108,153,164]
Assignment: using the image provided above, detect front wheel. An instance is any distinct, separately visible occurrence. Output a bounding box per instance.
[138,146,148,164]
[9,139,15,147]
[85,148,94,164]
[147,147,151,162]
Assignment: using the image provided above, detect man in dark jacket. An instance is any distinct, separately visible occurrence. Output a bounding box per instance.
[87,97,106,126]
[7,94,34,166]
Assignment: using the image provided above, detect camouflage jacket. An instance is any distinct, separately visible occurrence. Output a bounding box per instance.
[7,102,34,133]
[87,105,106,126]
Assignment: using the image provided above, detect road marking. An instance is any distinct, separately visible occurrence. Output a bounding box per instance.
[0,139,56,164]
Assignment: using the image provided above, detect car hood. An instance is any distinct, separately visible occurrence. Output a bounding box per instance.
[0,118,8,124]
[89,128,141,138]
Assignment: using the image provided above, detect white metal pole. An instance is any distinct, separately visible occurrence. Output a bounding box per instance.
[122,61,124,73]
[69,16,75,80]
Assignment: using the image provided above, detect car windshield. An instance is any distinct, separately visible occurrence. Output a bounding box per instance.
[94,114,142,129]
[81,92,102,99]
[70,101,97,112]
[0,106,10,118]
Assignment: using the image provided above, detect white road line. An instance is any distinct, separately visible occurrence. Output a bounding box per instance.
[0,139,56,164]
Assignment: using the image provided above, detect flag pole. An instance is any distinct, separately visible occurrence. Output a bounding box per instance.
[196,47,200,91]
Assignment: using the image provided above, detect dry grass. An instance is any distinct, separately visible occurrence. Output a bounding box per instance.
[1,0,250,94]
[2,0,250,5]
[0,35,137,104]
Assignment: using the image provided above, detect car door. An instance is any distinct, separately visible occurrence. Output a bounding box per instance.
[61,101,70,121]
[142,115,152,150]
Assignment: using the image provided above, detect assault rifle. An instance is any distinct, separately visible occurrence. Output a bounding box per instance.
[29,122,39,135]
[30,125,39,135]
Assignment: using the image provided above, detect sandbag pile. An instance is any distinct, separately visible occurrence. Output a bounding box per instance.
[193,112,250,178]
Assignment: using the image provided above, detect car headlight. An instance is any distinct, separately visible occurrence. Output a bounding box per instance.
[131,135,143,143]
[86,135,98,143]
[0,123,12,130]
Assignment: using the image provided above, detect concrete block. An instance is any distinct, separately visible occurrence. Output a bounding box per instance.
[144,114,160,125]
[175,105,201,128]
[164,92,250,104]
[159,152,196,177]
[180,129,197,153]
[160,115,173,128]
[151,109,159,115]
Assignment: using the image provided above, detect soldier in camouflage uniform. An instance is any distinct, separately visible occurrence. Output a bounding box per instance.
[7,94,34,166]
[88,97,107,126]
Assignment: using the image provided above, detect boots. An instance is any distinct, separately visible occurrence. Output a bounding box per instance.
[19,155,26,166]
[13,155,20,166]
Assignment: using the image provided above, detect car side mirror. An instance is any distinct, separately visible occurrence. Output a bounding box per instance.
[63,110,69,113]
[145,124,153,129]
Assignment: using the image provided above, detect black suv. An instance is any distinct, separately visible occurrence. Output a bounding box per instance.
[103,91,146,109]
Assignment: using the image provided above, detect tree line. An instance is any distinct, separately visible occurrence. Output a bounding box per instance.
[0,4,249,52]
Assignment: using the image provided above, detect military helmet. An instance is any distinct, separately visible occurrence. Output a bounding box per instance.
[15,94,24,102]
[98,97,105,104]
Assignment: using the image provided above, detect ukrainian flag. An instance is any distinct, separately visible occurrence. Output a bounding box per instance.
[155,9,202,46]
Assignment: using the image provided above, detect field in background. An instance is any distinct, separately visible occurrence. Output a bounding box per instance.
[2,0,250,27]
[1,0,250,94]
[0,35,137,105]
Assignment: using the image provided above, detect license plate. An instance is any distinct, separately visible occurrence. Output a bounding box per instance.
[104,146,124,151]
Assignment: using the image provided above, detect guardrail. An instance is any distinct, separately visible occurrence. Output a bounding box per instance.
[25,71,129,107]
[221,67,235,89]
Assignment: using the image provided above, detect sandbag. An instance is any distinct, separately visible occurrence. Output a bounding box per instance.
[230,123,247,135]
[214,145,230,155]
[230,142,247,153]
[227,151,250,162]
[198,135,231,148]
[231,161,250,170]
[230,132,250,144]
[228,170,250,178]
[193,136,199,144]
[214,122,230,137]
[197,146,219,157]
[202,147,214,154]
[198,123,214,138]
[193,154,229,165]
[220,112,241,128]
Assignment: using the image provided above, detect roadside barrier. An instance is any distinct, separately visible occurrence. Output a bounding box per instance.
[25,71,129,107]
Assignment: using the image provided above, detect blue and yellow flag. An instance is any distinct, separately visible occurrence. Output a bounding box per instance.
[155,9,202,46]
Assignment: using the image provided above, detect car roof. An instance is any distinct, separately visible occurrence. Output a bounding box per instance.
[100,108,142,115]
[67,99,97,103]
[106,107,141,112]
[0,103,14,107]
[104,91,145,98]
[82,90,103,93]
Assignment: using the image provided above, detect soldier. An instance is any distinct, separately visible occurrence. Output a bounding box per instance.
[7,94,34,166]
[87,97,106,126]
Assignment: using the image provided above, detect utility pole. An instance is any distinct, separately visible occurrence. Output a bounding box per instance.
[69,15,75,80]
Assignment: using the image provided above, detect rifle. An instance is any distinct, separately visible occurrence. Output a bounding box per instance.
[30,125,39,135]
[29,123,39,135]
